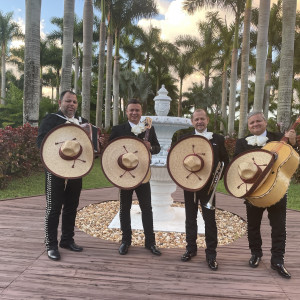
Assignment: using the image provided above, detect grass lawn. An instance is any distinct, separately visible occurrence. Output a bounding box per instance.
[0,162,299,211]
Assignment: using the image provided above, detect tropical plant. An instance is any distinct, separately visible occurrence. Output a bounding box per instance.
[0,11,22,104]
[183,0,246,136]
[110,0,158,126]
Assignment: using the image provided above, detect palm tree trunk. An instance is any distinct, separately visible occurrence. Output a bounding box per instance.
[263,55,272,119]
[178,78,183,117]
[239,0,252,138]
[74,43,79,94]
[1,44,6,104]
[253,0,270,112]
[113,29,120,126]
[23,0,41,127]
[60,0,75,93]
[220,61,228,134]
[227,13,240,136]
[277,0,297,131]
[105,23,113,130]
[82,0,93,121]
[96,0,106,128]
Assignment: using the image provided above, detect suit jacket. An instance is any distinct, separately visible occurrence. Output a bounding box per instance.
[109,122,161,155]
[182,130,229,194]
[36,110,88,149]
[234,131,283,156]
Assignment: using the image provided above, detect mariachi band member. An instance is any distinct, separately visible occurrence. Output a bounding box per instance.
[103,99,161,256]
[37,90,94,261]
[233,111,298,279]
[168,109,229,271]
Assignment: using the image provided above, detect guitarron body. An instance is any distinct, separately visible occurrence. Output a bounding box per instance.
[246,141,299,207]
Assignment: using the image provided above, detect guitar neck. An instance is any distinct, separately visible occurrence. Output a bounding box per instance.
[280,116,300,143]
[144,128,150,141]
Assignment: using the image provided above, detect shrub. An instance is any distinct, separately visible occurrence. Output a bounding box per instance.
[0,123,42,189]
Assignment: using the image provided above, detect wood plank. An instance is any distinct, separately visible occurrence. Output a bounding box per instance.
[0,187,299,299]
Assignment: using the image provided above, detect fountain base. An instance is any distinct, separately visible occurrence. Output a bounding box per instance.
[108,204,205,233]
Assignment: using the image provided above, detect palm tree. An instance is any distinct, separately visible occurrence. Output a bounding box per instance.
[253,0,271,112]
[95,0,106,128]
[183,0,246,135]
[47,42,63,101]
[238,0,252,138]
[277,0,297,131]
[127,25,161,74]
[48,15,83,94]
[111,0,158,126]
[82,0,94,121]
[104,2,113,130]
[205,12,234,134]
[132,72,154,111]
[252,1,283,120]
[0,11,22,104]
[60,0,75,93]
[170,44,195,117]
[23,0,41,126]
[73,17,84,94]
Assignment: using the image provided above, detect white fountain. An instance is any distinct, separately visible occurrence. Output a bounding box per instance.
[109,85,205,233]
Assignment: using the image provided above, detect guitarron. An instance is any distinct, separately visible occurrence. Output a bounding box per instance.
[246,117,300,207]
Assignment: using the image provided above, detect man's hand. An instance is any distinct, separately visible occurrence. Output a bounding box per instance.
[285,129,296,146]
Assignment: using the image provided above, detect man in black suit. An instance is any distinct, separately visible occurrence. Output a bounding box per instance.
[234,111,297,279]
[180,109,229,271]
[37,90,87,261]
[108,99,161,256]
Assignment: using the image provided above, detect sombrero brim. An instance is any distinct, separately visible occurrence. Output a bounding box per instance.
[224,149,275,198]
[167,135,214,192]
[101,136,150,190]
[41,123,94,179]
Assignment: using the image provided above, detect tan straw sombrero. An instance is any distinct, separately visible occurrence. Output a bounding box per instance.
[224,149,276,198]
[40,123,94,179]
[167,135,214,192]
[101,136,150,190]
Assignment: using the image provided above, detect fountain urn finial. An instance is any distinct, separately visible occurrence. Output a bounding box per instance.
[153,85,171,116]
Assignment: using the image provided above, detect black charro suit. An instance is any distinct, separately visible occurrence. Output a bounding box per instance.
[109,122,160,247]
[234,131,287,264]
[182,130,229,259]
[37,110,88,251]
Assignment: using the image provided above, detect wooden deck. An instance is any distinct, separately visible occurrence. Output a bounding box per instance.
[0,187,299,299]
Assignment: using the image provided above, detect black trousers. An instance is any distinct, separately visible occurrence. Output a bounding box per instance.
[45,171,82,250]
[119,182,155,247]
[245,195,287,264]
[184,187,218,259]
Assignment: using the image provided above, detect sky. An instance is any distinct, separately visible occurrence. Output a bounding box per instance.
[2,0,300,92]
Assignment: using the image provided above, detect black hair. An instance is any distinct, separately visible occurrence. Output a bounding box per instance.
[126,98,142,109]
[60,90,77,100]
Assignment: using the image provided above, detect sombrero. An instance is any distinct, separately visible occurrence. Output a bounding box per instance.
[224,149,276,198]
[101,136,150,190]
[167,135,214,192]
[40,123,94,179]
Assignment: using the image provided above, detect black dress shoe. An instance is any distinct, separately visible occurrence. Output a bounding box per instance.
[249,254,261,268]
[181,250,197,262]
[60,242,83,252]
[271,263,291,279]
[146,245,161,256]
[119,243,130,255]
[207,258,218,271]
[47,249,61,261]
